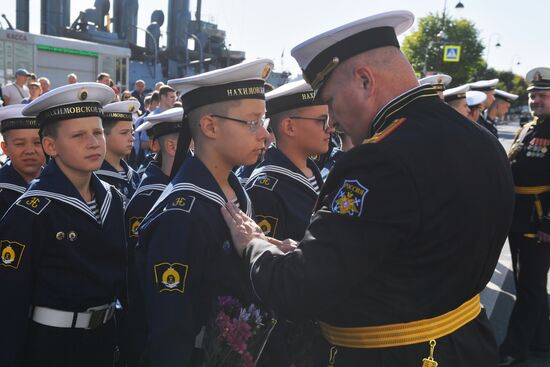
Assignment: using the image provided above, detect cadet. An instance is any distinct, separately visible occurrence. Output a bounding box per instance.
[419,73,452,100]
[443,84,470,117]
[0,104,45,216]
[246,79,331,367]
[247,80,328,240]
[500,67,550,366]
[96,100,141,204]
[124,107,182,367]
[488,89,519,124]
[466,90,487,123]
[222,10,515,367]
[0,82,126,367]
[134,59,272,366]
[470,78,499,137]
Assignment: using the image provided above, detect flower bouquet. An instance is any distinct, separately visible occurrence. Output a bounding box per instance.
[202,296,276,367]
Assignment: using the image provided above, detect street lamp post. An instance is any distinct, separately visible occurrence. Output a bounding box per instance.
[510,54,521,72]
[423,1,464,76]
[134,25,158,81]
[184,32,204,74]
[485,33,502,66]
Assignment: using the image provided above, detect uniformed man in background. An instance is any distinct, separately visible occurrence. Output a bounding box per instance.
[0,104,45,216]
[419,73,452,100]
[470,78,499,137]
[443,84,470,117]
[466,90,487,122]
[222,10,515,366]
[499,67,550,366]
[488,89,519,124]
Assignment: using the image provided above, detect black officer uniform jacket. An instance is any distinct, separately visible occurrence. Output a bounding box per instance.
[477,113,499,137]
[243,85,515,365]
[0,161,29,218]
[245,146,323,241]
[508,116,550,234]
[96,159,140,202]
[0,159,126,366]
[135,155,259,367]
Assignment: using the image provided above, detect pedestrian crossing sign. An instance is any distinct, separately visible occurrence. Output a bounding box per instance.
[443,45,461,62]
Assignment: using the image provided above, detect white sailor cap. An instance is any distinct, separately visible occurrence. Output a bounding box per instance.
[291,10,414,93]
[266,80,322,116]
[494,89,519,103]
[102,100,141,122]
[168,58,273,113]
[419,74,452,91]
[469,79,498,92]
[466,91,487,107]
[22,82,115,127]
[136,107,184,138]
[443,84,470,102]
[526,67,550,91]
[0,104,39,133]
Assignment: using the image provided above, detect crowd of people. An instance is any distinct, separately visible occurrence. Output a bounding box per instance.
[0,9,548,367]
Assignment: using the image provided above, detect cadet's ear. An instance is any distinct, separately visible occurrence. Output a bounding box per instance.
[41,136,58,157]
[165,137,178,157]
[150,138,161,153]
[198,114,217,139]
[0,141,7,156]
[279,117,296,137]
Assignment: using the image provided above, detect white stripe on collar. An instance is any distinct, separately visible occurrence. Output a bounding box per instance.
[0,183,26,193]
[148,182,252,217]
[127,183,167,207]
[19,188,112,224]
[246,165,318,195]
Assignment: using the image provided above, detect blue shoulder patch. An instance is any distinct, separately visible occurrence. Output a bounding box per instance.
[253,175,278,191]
[16,196,51,215]
[164,195,196,213]
[331,179,368,217]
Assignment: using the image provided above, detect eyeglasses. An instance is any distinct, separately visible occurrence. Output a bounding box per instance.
[289,115,331,130]
[210,114,270,132]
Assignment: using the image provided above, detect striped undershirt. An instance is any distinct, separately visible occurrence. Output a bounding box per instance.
[118,170,128,181]
[307,175,320,195]
[86,198,102,223]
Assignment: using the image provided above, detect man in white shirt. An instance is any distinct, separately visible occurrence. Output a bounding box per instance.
[2,69,31,105]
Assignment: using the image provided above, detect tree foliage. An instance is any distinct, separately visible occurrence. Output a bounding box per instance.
[402,13,485,86]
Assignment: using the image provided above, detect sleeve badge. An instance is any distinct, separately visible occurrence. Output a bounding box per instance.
[256,215,279,237]
[165,195,196,213]
[331,179,369,217]
[128,216,144,238]
[154,262,189,293]
[253,175,278,191]
[1,240,26,269]
[16,196,51,215]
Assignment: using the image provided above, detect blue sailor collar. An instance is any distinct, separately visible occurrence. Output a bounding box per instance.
[153,155,252,216]
[246,146,322,195]
[0,161,30,194]
[369,85,439,137]
[96,159,137,183]
[128,161,169,202]
[19,159,113,223]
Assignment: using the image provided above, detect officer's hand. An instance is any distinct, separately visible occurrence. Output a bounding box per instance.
[267,237,298,253]
[221,201,268,256]
[537,230,550,243]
